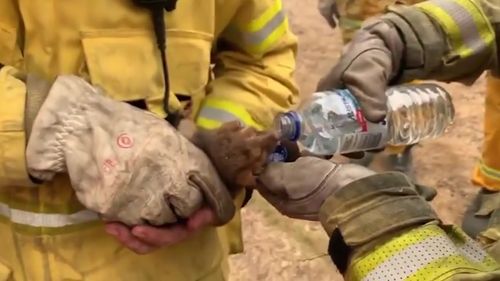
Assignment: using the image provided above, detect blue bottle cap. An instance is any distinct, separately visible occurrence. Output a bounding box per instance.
[285,111,302,142]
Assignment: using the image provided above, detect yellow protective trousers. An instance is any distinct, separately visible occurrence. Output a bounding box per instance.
[473,74,500,191]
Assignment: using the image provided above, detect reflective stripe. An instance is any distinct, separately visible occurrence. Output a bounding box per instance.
[417,0,494,58]
[0,202,99,228]
[198,107,240,124]
[477,159,500,181]
[243,11,286,46]
[246,0,283,32]
[349,224,500,281]
[225,0,288,54]
[363,235,487,280]
[195,117,224,130]
[196,97,264,130]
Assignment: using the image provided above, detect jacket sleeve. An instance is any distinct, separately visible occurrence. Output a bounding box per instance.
[0,1,34,187]
[379,0,499,84]
[195,0,300,131]
[320,173,500,278]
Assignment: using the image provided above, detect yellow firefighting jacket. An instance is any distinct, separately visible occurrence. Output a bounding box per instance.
[0,0,298,280]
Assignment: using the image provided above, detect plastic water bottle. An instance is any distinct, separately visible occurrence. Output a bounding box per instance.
[274,83,455,156]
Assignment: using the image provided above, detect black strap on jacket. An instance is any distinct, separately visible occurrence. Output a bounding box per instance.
[132,0,181,128]
[328,228,351,274]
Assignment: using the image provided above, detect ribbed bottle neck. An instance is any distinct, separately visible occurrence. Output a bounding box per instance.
[274,112,302,141]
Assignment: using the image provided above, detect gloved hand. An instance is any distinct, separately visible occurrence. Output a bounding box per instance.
[256,156,376,220]
[318,0,340,29]
[26,75,235,226]
[257,156,440,271]
[257,156,437,221]
[317,19,405,123]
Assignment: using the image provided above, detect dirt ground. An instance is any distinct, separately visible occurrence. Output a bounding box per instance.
[228,0,487,280]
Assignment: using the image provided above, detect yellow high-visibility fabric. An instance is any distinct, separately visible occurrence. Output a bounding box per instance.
[416,0,494,61]
[196,97,265,130]
[347,224,500,281]
[0,0,298,280]
[473,74,500,191]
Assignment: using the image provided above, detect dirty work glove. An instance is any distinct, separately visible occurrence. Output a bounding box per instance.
[256,156,376,220]
[191,121,278,191]
[259,157,440,271]
[26,75,235,226]
[317,19,404,123]
[318,0,339,29]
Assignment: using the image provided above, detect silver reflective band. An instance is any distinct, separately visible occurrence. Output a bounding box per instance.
[0,202,99,228]
[426,0,488,55]
[243,11,285,45]
[198,107,240,123]
[362,234,488,281]
[226,10,286,47]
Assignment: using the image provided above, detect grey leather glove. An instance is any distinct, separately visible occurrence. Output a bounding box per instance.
[317,19,404,122]
[26,75,235,226]
[256,156,375,220]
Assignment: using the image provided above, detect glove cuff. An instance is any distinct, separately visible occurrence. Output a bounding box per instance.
[320,172,439,242]
[381,6,448,83]
[26,76,97,180]
[320,172,439,272]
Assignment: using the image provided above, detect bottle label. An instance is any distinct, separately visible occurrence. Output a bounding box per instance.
[326,89,389,153]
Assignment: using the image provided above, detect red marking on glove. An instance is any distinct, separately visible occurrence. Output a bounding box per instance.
[103,159,118,173]
[117,133,134,148]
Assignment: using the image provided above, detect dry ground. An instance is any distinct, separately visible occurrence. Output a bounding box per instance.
[229,0,486,280]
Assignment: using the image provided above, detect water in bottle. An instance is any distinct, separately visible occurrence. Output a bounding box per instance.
[274,83,455,156]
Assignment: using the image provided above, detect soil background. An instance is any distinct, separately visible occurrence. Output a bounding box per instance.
[229,0,486,280]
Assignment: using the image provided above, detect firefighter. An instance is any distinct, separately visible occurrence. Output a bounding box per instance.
[315,0,500,264]
[0,0,298,280]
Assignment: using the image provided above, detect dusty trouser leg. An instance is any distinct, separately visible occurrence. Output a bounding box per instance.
[479,209,500,262]
[463,190,500,263]
[462,188,497,238]
[467,74,500,245]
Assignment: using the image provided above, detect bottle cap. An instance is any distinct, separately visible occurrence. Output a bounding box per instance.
[284,111,302,142]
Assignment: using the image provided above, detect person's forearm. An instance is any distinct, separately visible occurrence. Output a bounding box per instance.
[380,0,497,84]
[320,173,500,279]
